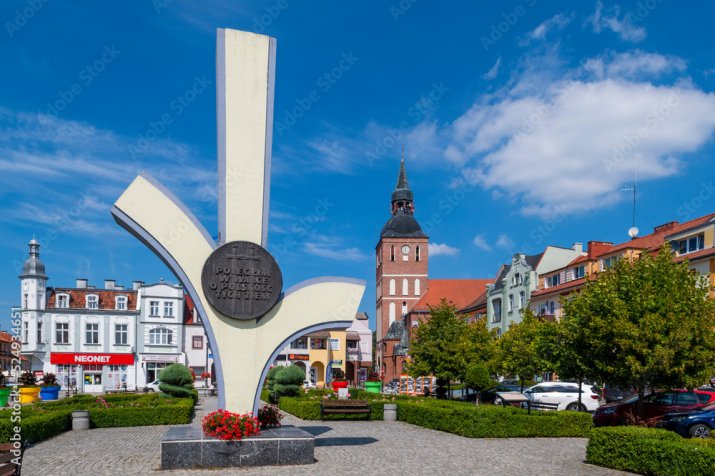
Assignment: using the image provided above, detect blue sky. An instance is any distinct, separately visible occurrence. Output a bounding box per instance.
[2,1,715,330]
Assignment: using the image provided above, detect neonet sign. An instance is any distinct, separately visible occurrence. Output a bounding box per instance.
[50,353,134,365]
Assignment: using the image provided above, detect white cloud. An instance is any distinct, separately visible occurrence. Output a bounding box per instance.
[473,234,491,251]
[496,234,514,250]
[527,12,574,41]
[583,50,687,80]
[303,237,368,262]
[428,243,459,257]
[586,1,647,43]
[483,57,502,80]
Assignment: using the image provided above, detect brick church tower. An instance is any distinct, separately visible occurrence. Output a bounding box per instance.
[375,156,428,381]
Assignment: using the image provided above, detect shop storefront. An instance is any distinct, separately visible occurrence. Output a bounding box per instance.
[141,354,182,385]
[50,353,134,393]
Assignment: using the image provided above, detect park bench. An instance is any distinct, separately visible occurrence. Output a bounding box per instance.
[320,399,371,420]
[0,441,30,476]
[528,401,561,411]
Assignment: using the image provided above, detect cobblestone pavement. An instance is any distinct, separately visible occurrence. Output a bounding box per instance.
[22,397,632,476]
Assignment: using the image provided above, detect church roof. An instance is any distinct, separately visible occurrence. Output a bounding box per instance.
[411,279,492,312]
[380,213,428,238]
[391,158,413,203]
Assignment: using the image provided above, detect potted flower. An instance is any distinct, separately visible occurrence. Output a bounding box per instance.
[257,404,283,429]
[364,369,382,394]
[0,373,9,407]
[39,372,61,401]
[18,371,40,403]
[202,409,260,440]
[330,369,348,391]
[200,371,211,387]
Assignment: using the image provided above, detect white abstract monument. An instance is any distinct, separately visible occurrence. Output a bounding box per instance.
[112,29,365,414]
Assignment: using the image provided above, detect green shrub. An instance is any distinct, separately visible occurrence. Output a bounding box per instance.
[159,364,196,402]
[0,409,72,443]
[397,399,592,438]
[587,427,715,475]
[89,399,194,428]
[271,365,305,402]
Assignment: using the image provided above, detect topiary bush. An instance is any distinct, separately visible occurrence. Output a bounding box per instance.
[587,426,715,475]
[159,364,197,403]
[270,365,305,402]
[265,366,283,402]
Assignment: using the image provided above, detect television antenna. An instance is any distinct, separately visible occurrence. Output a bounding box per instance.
[621,173,638,239]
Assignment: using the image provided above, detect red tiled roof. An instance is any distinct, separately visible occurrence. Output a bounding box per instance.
[412,279,492,312]
[47,288,138,311]
[604,213,715,255]
[568,255,590,266]
[459,291,487,313]
[675,246,715,263]
[530,276,591,298]
[0,332,13,343]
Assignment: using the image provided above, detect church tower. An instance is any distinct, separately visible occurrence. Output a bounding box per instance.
[20,239,48,310]
[375,155,428,379]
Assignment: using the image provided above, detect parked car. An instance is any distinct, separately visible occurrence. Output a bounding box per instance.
[602,384,634,403]
[143,379,161,392]
[593,390,705,427]
[659,402,715,438]
[481,384,524,405]
[523,382,601,412]
[302,380,316,389]
[694,388,715,404]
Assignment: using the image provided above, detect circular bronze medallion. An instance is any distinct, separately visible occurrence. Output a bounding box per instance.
[201,241,283,320]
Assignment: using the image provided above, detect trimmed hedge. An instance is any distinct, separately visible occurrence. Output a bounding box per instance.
[587,426,715,475]
[397,399,592,438]
[89,399,194,428]
[0,409,72,444]
[278,397,385,420]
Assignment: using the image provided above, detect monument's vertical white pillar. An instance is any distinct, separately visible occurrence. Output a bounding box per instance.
[217,29,276,247]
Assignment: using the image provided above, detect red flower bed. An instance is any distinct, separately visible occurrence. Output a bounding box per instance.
[202,409,260,440]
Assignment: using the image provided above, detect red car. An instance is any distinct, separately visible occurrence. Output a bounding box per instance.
[593,390,707,427]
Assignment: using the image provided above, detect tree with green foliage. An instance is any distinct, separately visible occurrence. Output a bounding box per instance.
[463,364,496,405]
[561,245,715,417]
[270,365,305,403]
[496,309,552,392]
[407,300,497,392]
[159,364,197,402]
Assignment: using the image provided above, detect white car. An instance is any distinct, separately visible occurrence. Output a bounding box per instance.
[524,381,601,412]
[144,379,161,392]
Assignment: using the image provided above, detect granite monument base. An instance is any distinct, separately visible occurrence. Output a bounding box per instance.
[161,424,315,470]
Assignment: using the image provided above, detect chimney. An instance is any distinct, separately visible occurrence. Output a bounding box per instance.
[76,278,88,289]
[572,243,583,253]
[115,285,124,290]
[104,279,115,290]
[587,241,614,260]
[132,280,144,291]
[654,221,679,233]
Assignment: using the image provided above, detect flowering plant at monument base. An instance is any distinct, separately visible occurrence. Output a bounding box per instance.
[202,409,260,440]
[257,404,283,429]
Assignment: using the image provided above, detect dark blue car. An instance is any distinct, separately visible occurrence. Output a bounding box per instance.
[660,402,715,438]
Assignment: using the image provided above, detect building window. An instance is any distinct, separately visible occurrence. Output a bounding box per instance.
[390,245,395,262]
[414,279,420,295]
[573,266,585,279]
[193,335,203,349]
[149,328,173,345]
[602,255,619,270]
[56,294,69,309]
[513,273,522,286]
[347,340,358,350]
[402,279,408,295]
[115,324,128,345]
[22,322,28,344]
[116,296,127,310]
[389,302,396,325]
[672,233,705,255]
[56,322,69,344]
[163,301,174,318]
[149,301,159,316]
[23,294,27,309]
[492,299,502,323]
[508,294,514,312]
[86,295,99,309]
[85,323,99,344]
[37,321,43,344]
[389,279,396,295]
[146,362,168,383]
[402,301,407,316]
[416,246,421,262]
[546,274,561,288]
[291,337,307,349]
[329,338,340,351]
[519,291,526,309]
[310,338,326,350]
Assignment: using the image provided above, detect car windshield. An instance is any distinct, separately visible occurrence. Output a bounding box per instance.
[622,394,639,404]
[702,402,715,411]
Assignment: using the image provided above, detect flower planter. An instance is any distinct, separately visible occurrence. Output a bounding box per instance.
[19,386,40,404]
[365,381,382,394]
[331,380,348,391]
[40,385,61,401]
[0,388,10,407]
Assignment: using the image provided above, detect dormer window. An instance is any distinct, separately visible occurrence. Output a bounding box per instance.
[545,274,560,288]
[56,294,69,309]
[512,273,522,286]
[601,255,620,270]
[86,295,99,310]
[573,266,585,279]
[116,296,128,311]
[671,233,704,255]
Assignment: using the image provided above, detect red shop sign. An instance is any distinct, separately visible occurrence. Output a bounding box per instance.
[50,353,134,365]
